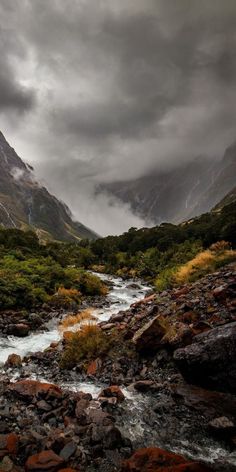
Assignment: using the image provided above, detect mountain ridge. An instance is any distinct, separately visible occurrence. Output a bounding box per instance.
[0,131,97,241]
[98,141,236,226]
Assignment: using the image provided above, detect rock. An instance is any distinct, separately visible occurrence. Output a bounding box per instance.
[98,386,125,403]
[87,358,102,376]
[59,441,77,460]
[161,322,193,349]
[132,315,167,354]
[9,380,62,400]
[212,284,229,301]
[208,416,235,435]
[101,323,116,331]
[75,399,90,424]
[174,321,236,393]
[25,450,64,471]
[0,434,18,458]
[133,381,156,393]
[104,425,123,449]
[121,447,212,471]
[171,383,236,420]
[132,294,155,307]
[7,323,30,337]
[5,354,22,368]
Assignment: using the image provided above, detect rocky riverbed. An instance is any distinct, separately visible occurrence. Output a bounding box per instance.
[1,267,236,471]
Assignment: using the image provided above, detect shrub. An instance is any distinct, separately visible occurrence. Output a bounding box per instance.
[60,324,113,369]
[59,308,96,330]
[209,240,231,253]
[50,287,81,309]
[174,249,236,285]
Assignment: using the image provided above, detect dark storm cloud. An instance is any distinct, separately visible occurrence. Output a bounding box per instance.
[0,3,36,114]
[1,0,236,234]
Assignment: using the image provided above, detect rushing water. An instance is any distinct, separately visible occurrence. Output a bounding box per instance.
[0,273,151,365]
[1,273,236,470]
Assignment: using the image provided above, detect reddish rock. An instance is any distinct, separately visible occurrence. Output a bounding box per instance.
[86,358,102,375]
[98,385,125,403]
[5,354,22,368]
[132,294,156,307]
[212,285,228,301]
[0,433,18,458]
[121,447,212,471]
[172,287,189,299]
[25,450,64,472]
[9,380,62,400]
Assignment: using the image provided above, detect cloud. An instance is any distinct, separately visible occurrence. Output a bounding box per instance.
[1,0,236,234]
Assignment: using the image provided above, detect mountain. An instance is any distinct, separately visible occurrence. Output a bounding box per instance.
[213,186,236,211]
[0,131,97,241]
[99,141,236,225]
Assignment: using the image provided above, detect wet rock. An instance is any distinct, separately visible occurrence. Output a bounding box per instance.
[132,380,157,393]
[5,354,22,368]
[25,450,64,471]
[98,386,125,404]
[208,416,235,436]
[7,323,30,337]
[171,383,236,420]
[9,380,62,401]
[121,447,212,471]
[174,321,236,393]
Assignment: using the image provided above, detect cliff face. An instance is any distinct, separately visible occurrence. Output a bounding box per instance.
[99,141,236,225]
[0,131,97,241]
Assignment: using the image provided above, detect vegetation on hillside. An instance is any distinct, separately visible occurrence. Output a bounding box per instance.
[0,200,235,310]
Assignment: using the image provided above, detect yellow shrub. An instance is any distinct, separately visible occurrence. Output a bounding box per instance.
[50,286,81,308]
[59,308,96,331]
[174,249,236,285]
[60,323,112,369]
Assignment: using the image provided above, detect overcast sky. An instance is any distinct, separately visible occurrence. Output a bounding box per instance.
[0,0,236,235]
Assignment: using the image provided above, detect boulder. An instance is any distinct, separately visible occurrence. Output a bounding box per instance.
[121,447,212,471]
[98,385,125,403]
[171,383,236,420]
[5,354,22,368]
[208,416,235,435]
[7,323,30,337]
[132,316,167,354]
[25,450,64,471]
[9,380,62,401]
[174,321,236,393]
[133,380,157,393]
[0,433,18,458]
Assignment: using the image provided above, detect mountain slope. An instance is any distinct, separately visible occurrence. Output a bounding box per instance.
[0,131,97,241]
[99,141,236,225]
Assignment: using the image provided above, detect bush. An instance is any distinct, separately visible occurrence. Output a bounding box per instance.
[60,324,112,369]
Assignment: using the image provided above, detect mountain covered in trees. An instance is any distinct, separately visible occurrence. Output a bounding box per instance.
[0,131,97,241]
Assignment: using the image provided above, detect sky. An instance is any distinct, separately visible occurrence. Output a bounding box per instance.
[0,0,236,235]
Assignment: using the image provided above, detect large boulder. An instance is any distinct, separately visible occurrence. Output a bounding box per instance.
[174,321,236,393]
[121,447,212,471]
[9,380,62,401]
[132,316,167,353]
[25,450,64,471]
